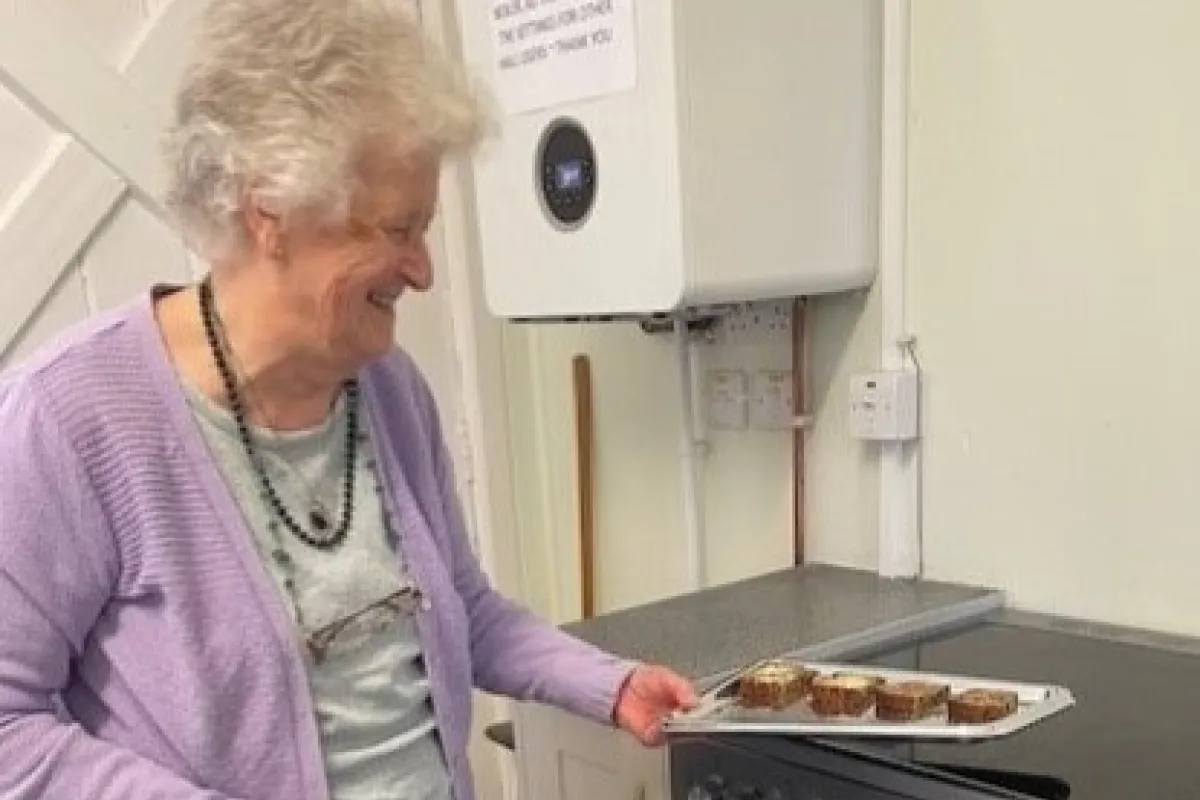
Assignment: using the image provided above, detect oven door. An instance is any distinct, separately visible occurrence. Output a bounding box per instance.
[669,734,1070,800]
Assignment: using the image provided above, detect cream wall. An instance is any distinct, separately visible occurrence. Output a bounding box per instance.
[501,314,803,621]
[498,282,885,625]
[909,0,1200,637]
[804,289,884,573]
[496,287,885,626]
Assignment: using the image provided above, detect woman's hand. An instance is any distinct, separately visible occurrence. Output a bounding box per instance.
[613,664,698,746]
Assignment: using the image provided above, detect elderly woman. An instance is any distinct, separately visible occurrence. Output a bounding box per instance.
[0,1,696,798]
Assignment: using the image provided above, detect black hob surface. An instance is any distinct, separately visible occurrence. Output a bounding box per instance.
[848,618,1200,798]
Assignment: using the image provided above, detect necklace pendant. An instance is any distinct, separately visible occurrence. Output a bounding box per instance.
[309,503,331,532]
[272,548,293,569]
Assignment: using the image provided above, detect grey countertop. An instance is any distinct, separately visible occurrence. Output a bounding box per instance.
[561,564,1004,684]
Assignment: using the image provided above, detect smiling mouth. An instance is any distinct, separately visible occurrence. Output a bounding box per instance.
[368,290,401,311]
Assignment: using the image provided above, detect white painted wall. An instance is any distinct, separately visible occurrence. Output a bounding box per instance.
[502,314,802,621]
[906,0,1200,638]
[804,289,883,572]
[498,275,886,624]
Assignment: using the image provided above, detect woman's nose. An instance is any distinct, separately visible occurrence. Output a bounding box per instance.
[399,246,432,292]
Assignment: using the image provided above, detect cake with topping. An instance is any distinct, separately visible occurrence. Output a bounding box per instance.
[809,674,879,716]
[875,680,951,722]
[948,688,1019,724]
[736,660,817,709]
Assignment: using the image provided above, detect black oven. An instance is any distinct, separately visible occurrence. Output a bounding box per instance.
[669,613,1200,799]
[671,735,1068,799]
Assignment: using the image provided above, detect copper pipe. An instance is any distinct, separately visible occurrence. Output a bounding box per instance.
[572,354,596,618]
[792,297,811,565]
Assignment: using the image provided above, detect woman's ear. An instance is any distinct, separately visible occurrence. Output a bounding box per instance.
[242,192,285,261]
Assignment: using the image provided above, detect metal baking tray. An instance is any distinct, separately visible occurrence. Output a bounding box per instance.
[664,658,1075,742]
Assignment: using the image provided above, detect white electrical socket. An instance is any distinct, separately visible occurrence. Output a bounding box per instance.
[750,369,794,429]
[715,301,793,345]
[705,369,748,430]
[849,370,919,441]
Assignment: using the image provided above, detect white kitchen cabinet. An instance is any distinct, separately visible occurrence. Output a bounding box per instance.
[514,703,669,800]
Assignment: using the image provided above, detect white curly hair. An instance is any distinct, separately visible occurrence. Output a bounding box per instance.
[163,0,485,260]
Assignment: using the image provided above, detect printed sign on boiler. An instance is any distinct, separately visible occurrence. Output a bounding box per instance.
[487,0,638,115]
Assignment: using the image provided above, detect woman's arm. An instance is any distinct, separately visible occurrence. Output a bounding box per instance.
[430,433,637,724]
[399,363,637,724]
[0,383,241,800]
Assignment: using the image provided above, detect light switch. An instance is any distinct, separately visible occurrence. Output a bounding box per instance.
[848,370,919,441]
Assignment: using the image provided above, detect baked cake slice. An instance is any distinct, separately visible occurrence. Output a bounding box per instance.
[875,680,951,722]
[948,688,1019,724]
[737,660,816,709]
[809,674,879,716]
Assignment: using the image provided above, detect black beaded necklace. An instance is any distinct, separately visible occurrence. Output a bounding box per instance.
[198,275,358,551]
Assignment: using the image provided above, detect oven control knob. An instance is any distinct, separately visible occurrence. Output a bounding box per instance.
[686,774,726,800]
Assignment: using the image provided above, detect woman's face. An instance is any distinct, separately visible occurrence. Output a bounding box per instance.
[272,152,441,373]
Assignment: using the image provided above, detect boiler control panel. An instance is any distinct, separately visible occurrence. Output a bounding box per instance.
[535,117,597,230]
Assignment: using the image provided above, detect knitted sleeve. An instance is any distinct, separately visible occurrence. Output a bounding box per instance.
[411,370,638,724]
[0,377,241,800]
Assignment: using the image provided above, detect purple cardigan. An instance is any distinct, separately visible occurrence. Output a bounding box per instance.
[0,289,634,800]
